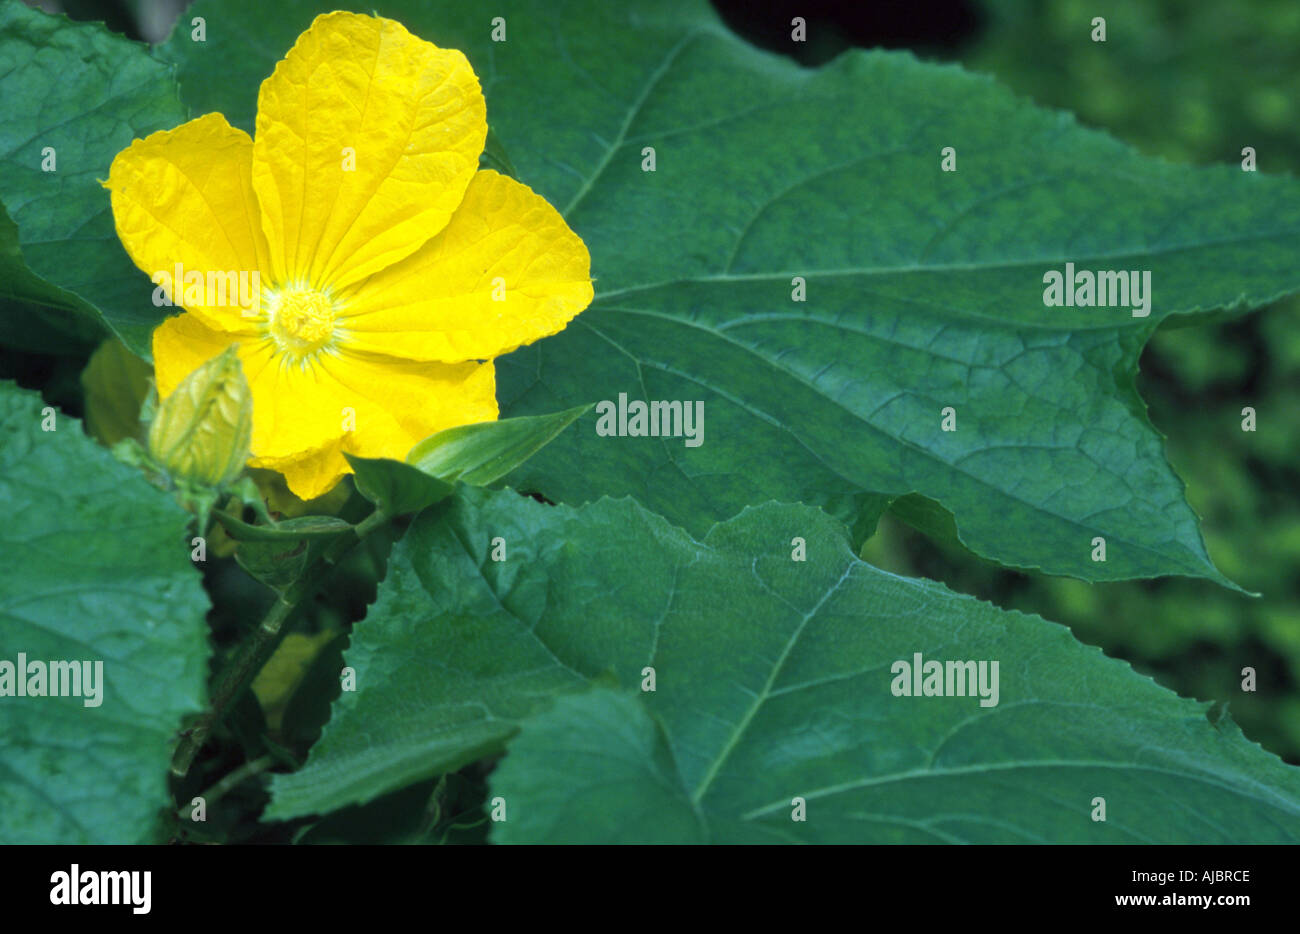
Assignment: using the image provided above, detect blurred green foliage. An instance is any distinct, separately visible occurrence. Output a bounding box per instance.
[863,0,1300,762]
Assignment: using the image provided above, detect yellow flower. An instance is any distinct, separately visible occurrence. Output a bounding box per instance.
[105,12,593,499]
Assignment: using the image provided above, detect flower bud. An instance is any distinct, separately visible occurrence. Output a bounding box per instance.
[148,346,253,486]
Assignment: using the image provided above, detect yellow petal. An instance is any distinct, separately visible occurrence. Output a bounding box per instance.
[250,440,349,502]
[320,351,499,459]
[153,312,246,397]
[247,466,353,518]
[252,11,487,292]
[154,313,347,495]
[253,354,498,499]
[339,171,594,362]
[106,113,271,333]
[153,313,499,500]
[154,313,316,458]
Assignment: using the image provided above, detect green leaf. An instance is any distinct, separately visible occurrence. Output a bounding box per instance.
[279,632,349,752]
[267,488,1300,842]
[80,338,153,446]
[479,126,517,178]
[346,454,455,517]
[291,775,490,845]
[491,689,706,843]
[0,4,187,357]
[155,0,1300,584]
[0,202,106,354]
[405,405,591,487]
[0,380,210,843]
[0,293,104,359]
[348,407,590,517]
[234,537,310,592]
[215,512,354,543]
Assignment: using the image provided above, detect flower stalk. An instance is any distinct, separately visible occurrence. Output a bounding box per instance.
[171,507,390,778]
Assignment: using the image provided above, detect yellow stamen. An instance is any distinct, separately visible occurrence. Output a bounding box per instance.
[265,285,339,359]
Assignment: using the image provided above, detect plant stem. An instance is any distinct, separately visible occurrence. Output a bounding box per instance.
[171,508,389,777]
[175,754,276,821]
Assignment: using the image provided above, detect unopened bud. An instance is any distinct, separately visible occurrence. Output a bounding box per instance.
[148,346,253,486]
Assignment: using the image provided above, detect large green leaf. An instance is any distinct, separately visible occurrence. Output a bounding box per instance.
[0,205,105,356]
[0,2,186,356]
[268,488,1300,842]
[0,380,210,843]
[490,689,708,844]
[155,0,1300,584]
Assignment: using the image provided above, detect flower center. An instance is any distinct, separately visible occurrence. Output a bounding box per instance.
[266,285,338,358]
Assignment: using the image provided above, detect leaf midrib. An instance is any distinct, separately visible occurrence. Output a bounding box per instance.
[736,758,1300,828]
[591,218,1300,307]
[582,305,1209,579]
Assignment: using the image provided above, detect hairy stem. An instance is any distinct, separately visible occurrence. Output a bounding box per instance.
[171,508,389,777]
[175,753,276,822]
